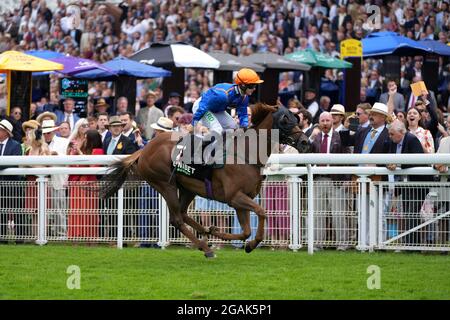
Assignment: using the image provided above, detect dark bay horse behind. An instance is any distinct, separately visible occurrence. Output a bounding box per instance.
[101,104,310,257]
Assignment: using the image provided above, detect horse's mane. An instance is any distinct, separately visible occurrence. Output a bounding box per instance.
[250,103,278,127]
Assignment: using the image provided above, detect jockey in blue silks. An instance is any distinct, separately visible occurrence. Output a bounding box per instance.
[192,68,264,137]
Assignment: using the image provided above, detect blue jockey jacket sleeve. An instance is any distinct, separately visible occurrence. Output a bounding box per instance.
[192,87,228,124]
[236,97,249,128]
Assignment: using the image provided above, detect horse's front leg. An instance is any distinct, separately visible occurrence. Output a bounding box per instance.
[178,189,211,248]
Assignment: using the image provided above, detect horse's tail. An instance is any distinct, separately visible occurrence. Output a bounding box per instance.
[100,150,143,199]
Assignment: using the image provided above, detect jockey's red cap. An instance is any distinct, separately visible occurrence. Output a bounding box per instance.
[234,68,264,85]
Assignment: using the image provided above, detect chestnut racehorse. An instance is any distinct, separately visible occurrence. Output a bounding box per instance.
[101,103,310,257]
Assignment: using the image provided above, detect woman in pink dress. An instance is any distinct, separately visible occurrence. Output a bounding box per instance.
[67,130,104,239]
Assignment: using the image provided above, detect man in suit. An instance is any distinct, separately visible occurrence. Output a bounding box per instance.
[340,102,391,155]
[331,5,352,31]
[101,116,138,241]
[55,98,80,131]
[299,109,314,137]
[366,70,383,104]
[387,120,428,246]
[0,119,23,243]
[289,7,305,37]
[97,112,111,143]
[103,116,138,155]
[311,112,351,251]
[119,112,146,150]
[379,80,406,113]
[340,102,392,247]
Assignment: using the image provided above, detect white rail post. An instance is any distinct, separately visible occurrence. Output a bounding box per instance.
[117,187,124,249]
[357,175,369,251]
[368,179,377,251]
[158,195,169,249]
[378,182,385,249]
[307,164,314,255]
[35,175,48,246]
[288,175,302,251]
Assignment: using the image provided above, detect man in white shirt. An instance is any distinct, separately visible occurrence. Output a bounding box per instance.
[136,91,164,140]
[242,23,258,46]
[304,88,319,119]
[42,119,69,239]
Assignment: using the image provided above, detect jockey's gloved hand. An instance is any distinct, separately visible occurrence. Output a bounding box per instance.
[193,122,204,135]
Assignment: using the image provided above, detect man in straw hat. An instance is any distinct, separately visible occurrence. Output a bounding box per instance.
[0,119,22,243]
[0,119,21,156]
[150,116,174,135]
[340,102,391,154]
[340,102,392,247]
[101,116,138,241]
[94,98,111,116]
[103,116,138,155]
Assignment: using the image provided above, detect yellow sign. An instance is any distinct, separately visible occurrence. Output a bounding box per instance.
[410,81,428,97]
[340,39,363,58]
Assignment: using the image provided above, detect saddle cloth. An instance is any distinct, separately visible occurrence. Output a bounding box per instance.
[172,134,225,182]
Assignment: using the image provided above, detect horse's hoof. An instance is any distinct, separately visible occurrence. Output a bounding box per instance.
[207,226,218,235]
[204,251,216,259]
[244,242,253,254]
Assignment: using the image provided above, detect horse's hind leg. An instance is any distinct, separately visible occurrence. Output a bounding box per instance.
[157,183,214,257]
[229,191,266,253]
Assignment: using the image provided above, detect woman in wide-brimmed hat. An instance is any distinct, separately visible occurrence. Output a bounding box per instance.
[21,120,40,154]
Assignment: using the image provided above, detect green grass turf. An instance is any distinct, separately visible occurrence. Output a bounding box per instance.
[0,244,449,300]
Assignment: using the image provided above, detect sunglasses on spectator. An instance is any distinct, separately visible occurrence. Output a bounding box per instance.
[81,124,89,128]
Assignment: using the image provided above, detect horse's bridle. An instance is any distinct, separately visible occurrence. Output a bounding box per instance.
[282,130,303,147]
[272,107,303,147]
